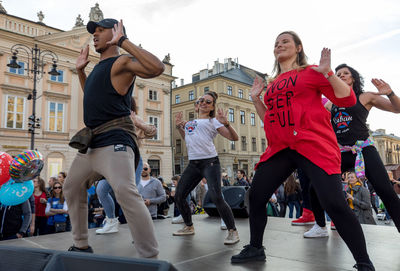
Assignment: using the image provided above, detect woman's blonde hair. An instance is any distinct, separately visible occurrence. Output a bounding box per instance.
[269,31,309,83]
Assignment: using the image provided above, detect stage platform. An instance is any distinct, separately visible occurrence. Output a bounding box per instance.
[1,215,399,271]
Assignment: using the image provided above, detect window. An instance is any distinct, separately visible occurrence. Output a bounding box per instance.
[148,159,160,177]
[50,70,64,82]
[8,61,25,75]
[48,101,64,132]
[238,89,243,99]
[149,90,158,101]
[204,86,209,93]
[240,110,245,124]
[175,94,180,104]
[230,141,236,150]
[227,86,232,95]
[228,108,234,122]
[249,94,252,101]
[260,120,264,128]
[188,112,195,121]
[250,113,256,126]
[252,137,257,152]
[189,90,194,101]
[261,139,266,152]
[5,95,25,129]
[47,157,63,180]
[148,116,159,140]
[241,136,247,151]
[176,139,182,153]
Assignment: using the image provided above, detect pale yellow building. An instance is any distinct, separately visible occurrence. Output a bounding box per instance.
[0,3,174,183]
[372,129,400,178]
[172,59,267,180]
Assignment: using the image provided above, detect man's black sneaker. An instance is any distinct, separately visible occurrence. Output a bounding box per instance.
[231,244,266,263]
[68,245,94,253]
[353,261,375,271]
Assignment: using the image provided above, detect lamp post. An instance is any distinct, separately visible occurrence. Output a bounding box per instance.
[7,44,60,150]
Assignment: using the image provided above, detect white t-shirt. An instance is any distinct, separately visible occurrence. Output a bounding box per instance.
[140,179,151,187]
[184,118,223,160]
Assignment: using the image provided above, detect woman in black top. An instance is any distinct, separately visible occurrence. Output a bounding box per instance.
[310,64,400,236]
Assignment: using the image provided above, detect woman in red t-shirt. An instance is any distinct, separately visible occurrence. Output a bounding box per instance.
[32,176,48,236]
[231,31,374,271]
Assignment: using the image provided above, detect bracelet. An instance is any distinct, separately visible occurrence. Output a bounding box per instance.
[117,36,128,47]
[224,123,230,128]
[387,91,395,98]
[175,125,182,129]
[324,70,334,79]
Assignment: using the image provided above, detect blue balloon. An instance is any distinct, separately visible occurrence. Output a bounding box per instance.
[0,179,34,206]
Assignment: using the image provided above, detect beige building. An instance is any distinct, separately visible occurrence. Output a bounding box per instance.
[372,129,400,179]
[172,58,267,180]
[0,3,174,183]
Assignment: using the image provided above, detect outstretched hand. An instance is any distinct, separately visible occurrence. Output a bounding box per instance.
[106,19,125,46]
[175,112,186,128]
[76,45,90,71]
[311,48,332,75]
[216,108,228,125]
[250,76,265,100]
[371,78,393,96]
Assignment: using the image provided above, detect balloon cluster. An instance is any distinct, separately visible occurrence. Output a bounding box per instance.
[0,151,44,206]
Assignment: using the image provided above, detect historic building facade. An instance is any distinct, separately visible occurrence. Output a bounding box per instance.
[171,58,267,180]
[372,129,400,179]
[0,3,174,183]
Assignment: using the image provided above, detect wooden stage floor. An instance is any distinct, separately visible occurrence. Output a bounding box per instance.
[1,215,399,271]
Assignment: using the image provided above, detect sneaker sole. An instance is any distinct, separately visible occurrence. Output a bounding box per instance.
[291,222,315,225]
[231,255,266,263]
[96,229,119,235]
[171,221,185,224]
[303,234,329,238]
[172,232,195,236]
[224,239,240,245]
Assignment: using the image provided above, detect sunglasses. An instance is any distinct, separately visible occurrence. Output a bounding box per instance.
[143,168,149,171]
[196,98,213,105]
[54,186,62,189]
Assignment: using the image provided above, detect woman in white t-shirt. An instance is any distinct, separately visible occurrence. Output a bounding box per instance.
[173,91,240,245]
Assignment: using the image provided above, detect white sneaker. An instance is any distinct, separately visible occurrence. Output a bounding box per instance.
[224,229,240,245]
[303,224,329,238]
[96,217,119,234]
[171,215,184,224]
[220,219,227,230]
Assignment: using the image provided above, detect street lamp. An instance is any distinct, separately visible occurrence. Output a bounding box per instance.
[7,44,60,150]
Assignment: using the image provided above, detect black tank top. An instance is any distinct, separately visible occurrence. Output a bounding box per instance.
[331,95,370,146]
[83,55,136,150]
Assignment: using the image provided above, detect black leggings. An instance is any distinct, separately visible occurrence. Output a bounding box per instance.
[249,148,370,264]
[175,156,236,230]
[312,146,400,231]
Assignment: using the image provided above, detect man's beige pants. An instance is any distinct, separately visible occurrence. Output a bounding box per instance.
[64,145,158,257]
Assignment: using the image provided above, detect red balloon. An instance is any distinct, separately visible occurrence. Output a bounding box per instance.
[0,152,13,186]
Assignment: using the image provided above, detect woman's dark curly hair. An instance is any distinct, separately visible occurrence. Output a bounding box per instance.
[335,64,364,96]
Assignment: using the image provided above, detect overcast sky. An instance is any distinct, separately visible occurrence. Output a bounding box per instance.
[4,0,400,135]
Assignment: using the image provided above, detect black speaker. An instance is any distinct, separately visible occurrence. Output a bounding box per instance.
[0,245,177,271]
[203,186,249,218]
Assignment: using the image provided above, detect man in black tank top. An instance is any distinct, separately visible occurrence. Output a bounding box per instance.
[63,18,164,258]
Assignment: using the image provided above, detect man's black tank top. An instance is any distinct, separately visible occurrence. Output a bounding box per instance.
[331,95,370,146]
[83,55,136,150]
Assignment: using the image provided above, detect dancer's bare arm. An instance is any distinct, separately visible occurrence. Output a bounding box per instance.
[250,76,267,120]
[216,108,238,141]
[76,45,90,91]
[360,79,400,113]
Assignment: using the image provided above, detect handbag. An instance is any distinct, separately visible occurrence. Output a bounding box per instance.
[54,221,67,233]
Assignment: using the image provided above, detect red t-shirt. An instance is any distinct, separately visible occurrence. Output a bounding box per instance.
[34,192,47,217]
[257,66,356,175]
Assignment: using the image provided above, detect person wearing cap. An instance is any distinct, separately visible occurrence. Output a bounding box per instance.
[64,18,164,258]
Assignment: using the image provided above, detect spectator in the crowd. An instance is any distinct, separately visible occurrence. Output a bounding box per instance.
[284,175,303,219]
[275,183,287,217]
[222,173,230,186]
[88,183,104,229]
[32,176,48,236]
[346,171,376,225]
[45,181,69,233]
[157,177,172,217]
[47,176,57,196]
[137,162,166,219]
[0,200,32,240]
[95,176,120,234]
[234,170,249,186]
[195,178,208,209]
[58,172,67,184]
